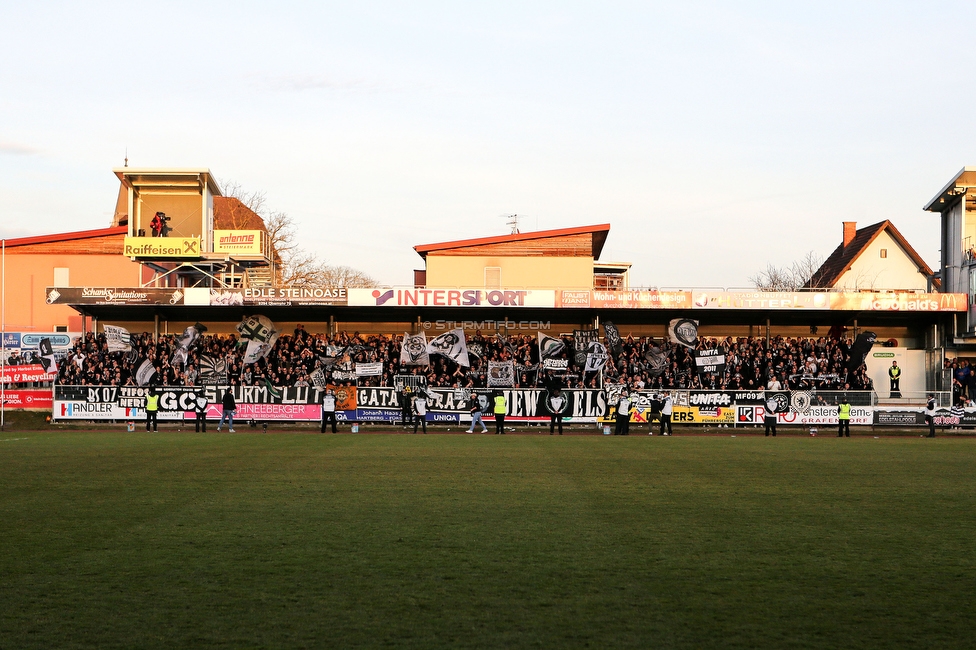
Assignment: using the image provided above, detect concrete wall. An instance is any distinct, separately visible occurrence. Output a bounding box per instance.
[865,348,926,398]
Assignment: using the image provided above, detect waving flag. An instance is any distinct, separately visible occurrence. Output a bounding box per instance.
[537,332,565,359]
[400,332,430,366]
[427,329,470,367]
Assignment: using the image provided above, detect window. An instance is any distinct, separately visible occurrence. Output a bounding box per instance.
[53,267,69,287]
[880,249,887,258]
[55,326,68,333]
[485,267,501,288]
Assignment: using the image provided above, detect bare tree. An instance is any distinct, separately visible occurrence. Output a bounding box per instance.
[221,179,376,287]
[219,180,267,216]
[318,265,377,288]
[750,250,825,291]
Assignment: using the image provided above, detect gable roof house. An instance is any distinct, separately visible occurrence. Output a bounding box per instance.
[806,221,935,292]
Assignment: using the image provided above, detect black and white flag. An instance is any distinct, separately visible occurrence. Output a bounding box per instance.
[847,331,877,373]
[38,337,58,375]
[310,368,327,387]
[103,325,132,353]
[574,329,598,367]
[668,318,699,348]
[236,315,280,364]
[645,345,667,377]
[172,322,207,368]
[496,333,518,357]
[427,328,470,367]
[134,358,158,386]
[693,348,726,376]
[584,341,609,373]
[537,332,565,359]
[603,321,622,357]
[488,361,515,387]
[400,332,430,366]
[198,355,226,384]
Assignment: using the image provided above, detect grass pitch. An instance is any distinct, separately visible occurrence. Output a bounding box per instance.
[1,431,973,649]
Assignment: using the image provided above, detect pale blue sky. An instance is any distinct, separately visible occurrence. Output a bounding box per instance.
[1,2,973,288]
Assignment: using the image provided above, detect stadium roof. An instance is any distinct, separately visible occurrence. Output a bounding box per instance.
[414,223,611,259]
[113,167,223,196]
[923,166,976,212]
[3,226,127,249]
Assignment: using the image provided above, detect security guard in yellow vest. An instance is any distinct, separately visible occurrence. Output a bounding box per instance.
[837,396,851,437]
[493,392,507,435]
[145,388,159,432]
[888,361,902,398]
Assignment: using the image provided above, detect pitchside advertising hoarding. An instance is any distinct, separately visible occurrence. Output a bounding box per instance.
[52,384,958,427]
[2,391,53,409]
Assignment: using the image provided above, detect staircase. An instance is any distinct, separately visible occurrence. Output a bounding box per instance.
[245,267,274,288]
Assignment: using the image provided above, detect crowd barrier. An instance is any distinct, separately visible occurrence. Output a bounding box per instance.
[49,385,958,428]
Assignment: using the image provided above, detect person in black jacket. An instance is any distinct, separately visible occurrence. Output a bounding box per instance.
[400,387,414,428]
[193,391,208,432]
[321,389,337,433]
[925,393,936,438]
[218,388,236,432]
[614,391,632,435]
[548,388,567,435]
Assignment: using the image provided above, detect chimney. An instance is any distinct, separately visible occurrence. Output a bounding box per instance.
[842,222,857,248]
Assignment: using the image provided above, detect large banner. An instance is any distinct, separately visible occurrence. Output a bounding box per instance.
[355,387,610,423]
[53,385,342,422]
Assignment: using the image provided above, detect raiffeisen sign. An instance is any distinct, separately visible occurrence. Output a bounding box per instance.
[123,236,201,258]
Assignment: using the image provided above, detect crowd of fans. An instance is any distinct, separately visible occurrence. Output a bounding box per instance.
[55,325,876,393]
[945,357,976,404]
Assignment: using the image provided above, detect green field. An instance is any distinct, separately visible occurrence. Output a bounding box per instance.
[1,430,973,649]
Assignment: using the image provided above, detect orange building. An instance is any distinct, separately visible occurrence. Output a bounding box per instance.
[1,226,138,332]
